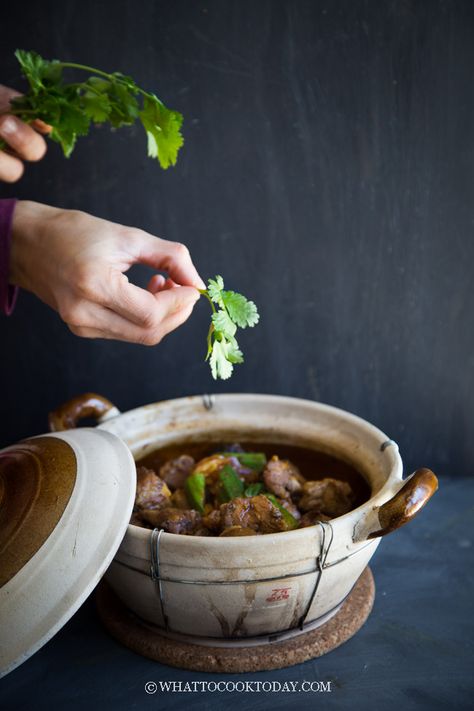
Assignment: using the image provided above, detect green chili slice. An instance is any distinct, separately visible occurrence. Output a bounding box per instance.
[185,472,206,513]
[244,482,265,497]
[219,465,244,501]
[221,452,267,470]
[265,493,299,530]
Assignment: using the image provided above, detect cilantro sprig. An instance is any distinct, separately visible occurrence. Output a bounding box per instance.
[200,276,260,380]
[3,49,183,169]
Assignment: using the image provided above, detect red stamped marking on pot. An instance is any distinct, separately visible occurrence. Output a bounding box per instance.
[266,587,292,602]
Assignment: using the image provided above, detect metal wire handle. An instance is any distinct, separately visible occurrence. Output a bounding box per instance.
[297,520,334,629]
[149,520,335,635]
[150,528,169,630]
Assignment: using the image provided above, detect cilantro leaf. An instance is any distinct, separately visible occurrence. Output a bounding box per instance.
[111,72,139,92]
[221,290,260,328]
[49,101,91,157]
[14,49,52,91]
[107,80,140,126]
[207,276,225,304]
[7,49,184,168]
[210,339,234,380]
[82,91,112,122]
[211,309,237,338]
[86,77,112,92]
[200,275,259,380]
[225,338,244,364]
[139,94,184,169]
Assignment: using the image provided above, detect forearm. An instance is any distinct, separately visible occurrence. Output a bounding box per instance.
[0,197,19,314]
[9,200,60,292]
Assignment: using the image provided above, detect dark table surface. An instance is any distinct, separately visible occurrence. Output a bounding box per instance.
[1,476,472,711]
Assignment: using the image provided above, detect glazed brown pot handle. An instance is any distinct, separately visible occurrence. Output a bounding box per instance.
[48,393,118,432]
[367,468,439,539]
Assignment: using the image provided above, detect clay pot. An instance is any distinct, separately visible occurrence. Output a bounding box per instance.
[50,392,438,644]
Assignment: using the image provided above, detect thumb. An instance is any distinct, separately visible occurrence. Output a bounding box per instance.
[152,284,201,315]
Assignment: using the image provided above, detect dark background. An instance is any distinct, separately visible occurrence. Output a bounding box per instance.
[1,0,473,479]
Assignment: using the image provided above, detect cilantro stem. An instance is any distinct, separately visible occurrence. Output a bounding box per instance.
[58,62,153,99]
[9,108,38,115]
[199,289,218,362]
[58,62,118,81]
[199,289,217,314]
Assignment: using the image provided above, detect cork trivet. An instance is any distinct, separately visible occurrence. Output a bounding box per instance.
[96,567,375,673]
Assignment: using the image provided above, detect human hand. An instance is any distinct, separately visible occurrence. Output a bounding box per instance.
[0,85,50,182]
[9,201,205,344]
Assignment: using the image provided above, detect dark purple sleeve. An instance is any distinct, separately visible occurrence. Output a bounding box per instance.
[0,198,19,316]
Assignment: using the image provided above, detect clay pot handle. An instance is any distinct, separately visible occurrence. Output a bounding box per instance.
[367,468,439,539]
[48,393,118,432]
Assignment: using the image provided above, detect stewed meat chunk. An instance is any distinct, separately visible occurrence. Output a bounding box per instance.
[140,507,202,535]
[159,455,195,490]
[263,456,304,499]
[202,508,222,533]
[135,467,171,510]
[220,495,288,534]
[170,488,191,510]
[299,478,355,518]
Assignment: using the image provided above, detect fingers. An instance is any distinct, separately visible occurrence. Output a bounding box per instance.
[147,274,166,293]
[0,114,47,162]
[0,85,21,113]
[0,150,24,182]
[133,232,205,289]
[0,86,50,182]
[66,303,151,343]
[152,300,196,342]
[32,118,52,135]
[0,85,51,135]
[147,274,176,294]
[70,267,200,338]
[65,297,197,345]
[102,271,200,327]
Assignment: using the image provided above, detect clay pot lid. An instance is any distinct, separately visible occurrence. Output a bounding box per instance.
[0,428,136,677]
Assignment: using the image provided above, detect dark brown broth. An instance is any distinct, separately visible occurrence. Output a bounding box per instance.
[137,441,371,510]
